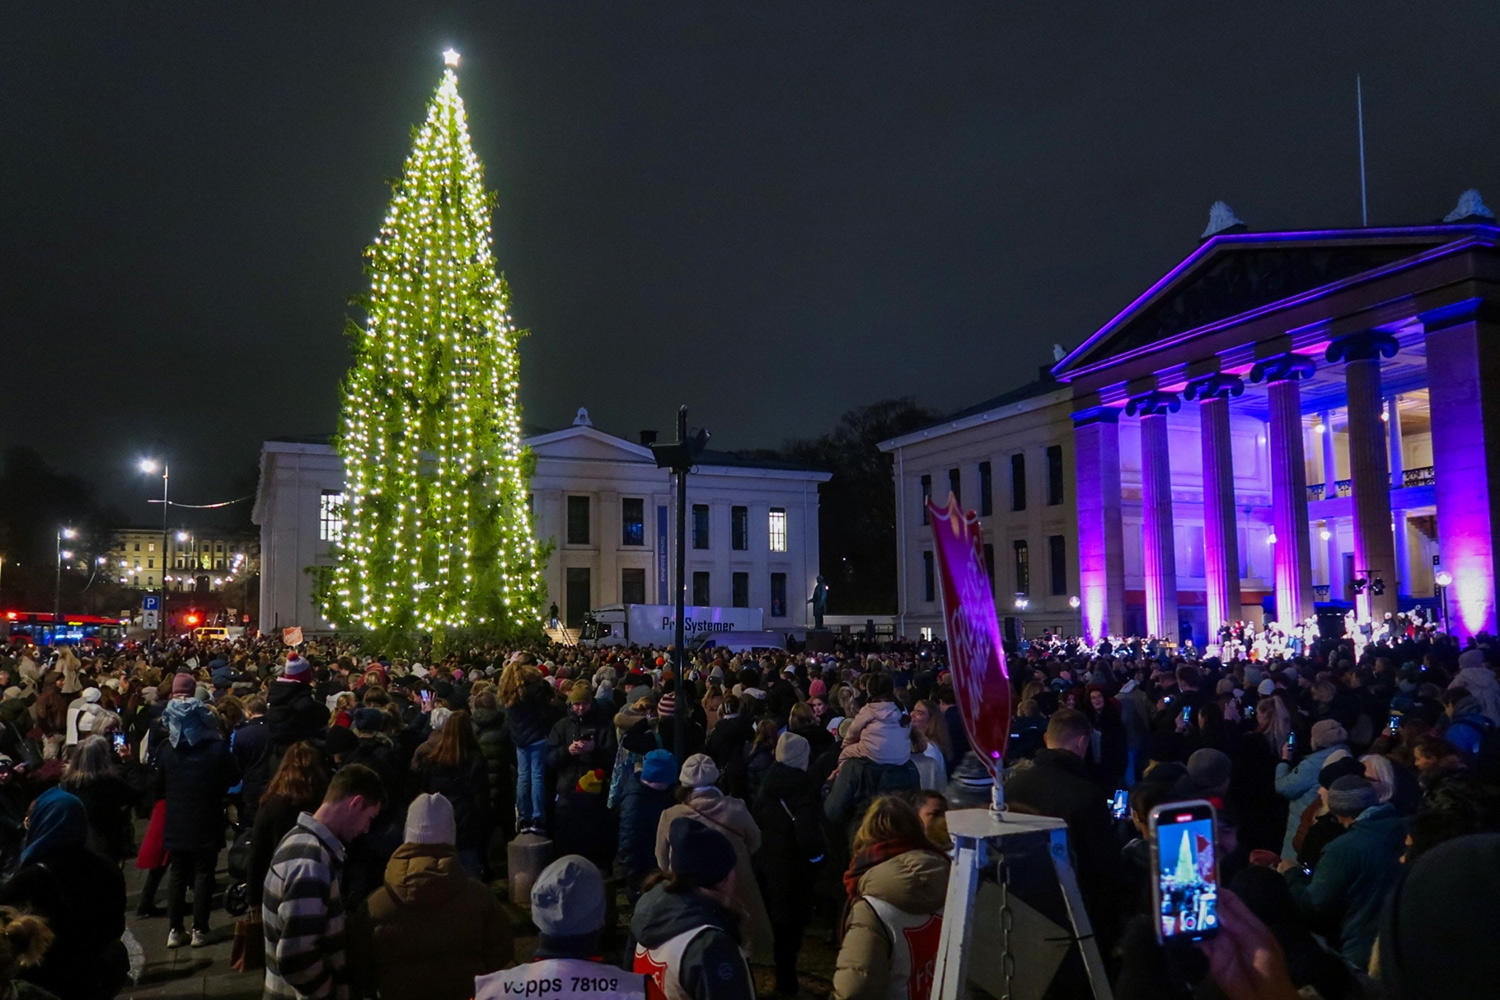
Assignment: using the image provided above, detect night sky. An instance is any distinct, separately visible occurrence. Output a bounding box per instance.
[3,4,1498,529]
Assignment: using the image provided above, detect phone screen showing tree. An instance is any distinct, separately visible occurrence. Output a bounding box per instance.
[1155,811,1219,941]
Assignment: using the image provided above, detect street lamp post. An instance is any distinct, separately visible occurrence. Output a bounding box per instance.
[140,459,169,645]
[53,527,76,646]
[1434,570,1453,634]
[649,406,709,764]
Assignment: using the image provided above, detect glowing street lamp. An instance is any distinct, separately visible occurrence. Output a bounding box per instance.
[1435,570,1454,633]
[140,458,170,644]
[53,527,78,645]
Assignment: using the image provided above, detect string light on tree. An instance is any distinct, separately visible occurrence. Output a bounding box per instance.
[322,50,545,641]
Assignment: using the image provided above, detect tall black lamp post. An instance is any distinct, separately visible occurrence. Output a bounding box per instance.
[649,406,709,763]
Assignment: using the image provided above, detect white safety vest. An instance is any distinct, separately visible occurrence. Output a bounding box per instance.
[861,896,943,1000]
[631,925,750,1000]
[475,957,648,1000]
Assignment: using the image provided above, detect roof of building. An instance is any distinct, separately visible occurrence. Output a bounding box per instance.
[265,426,828,475]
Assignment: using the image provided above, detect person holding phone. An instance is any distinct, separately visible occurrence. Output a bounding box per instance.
[1273,720,1348,861]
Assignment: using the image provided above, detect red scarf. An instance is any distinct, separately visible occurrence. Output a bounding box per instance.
[843,836,940,900]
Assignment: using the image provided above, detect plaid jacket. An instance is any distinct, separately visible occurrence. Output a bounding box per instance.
[262,812,348,1000]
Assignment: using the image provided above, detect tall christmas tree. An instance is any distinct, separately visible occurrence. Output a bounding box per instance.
[324,50,544,640]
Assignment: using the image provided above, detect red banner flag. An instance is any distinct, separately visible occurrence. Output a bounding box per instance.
[926,494,1012,773]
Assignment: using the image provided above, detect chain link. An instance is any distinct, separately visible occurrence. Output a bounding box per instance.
[998,852,1014,1000]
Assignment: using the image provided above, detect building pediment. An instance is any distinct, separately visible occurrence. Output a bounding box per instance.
[526,426,654,465]
[1052,227,1478,378]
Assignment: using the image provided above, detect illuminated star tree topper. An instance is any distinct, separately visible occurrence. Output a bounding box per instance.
[322,49,546,644]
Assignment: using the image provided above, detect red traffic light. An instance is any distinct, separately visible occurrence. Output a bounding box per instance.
[184,614,200,626]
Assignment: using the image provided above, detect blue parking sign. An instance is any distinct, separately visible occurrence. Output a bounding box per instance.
[142,596,160,611]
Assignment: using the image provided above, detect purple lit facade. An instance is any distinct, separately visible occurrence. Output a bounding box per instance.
[1053,219,1500,644]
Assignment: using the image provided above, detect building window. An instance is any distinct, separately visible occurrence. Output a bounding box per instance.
[215,559,224,570]
[770,573,787,618]
[732,572,749,608]
[133,543,140,552]
[148,542,155,553]
[920,475,932,524]
[621,567,646,605]
[1049,534,1067,595]
[979,461,993,516]
[692,505,710,549]
[622,498,645,546]
[1011,454,1027,511]
[216,543,224,553]
[567,495,591,545]
[320,491,345,542]
[768,508,787,552]
[948,468,961,507]
[147,559,154,569]
[731,506,748,551]
[1047,445,1065,506]
[692,572,711,606]
[922,552,935,602]
[983,543,995,593]
[176,558,184,569]
[1013,540,1030,595]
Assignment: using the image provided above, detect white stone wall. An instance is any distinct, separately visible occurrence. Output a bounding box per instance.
[253,429,829,635]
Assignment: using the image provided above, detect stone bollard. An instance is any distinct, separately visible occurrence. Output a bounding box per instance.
[507,832,554,906]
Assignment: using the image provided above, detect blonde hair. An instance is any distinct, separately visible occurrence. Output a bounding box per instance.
[497,663,542,707]
[851,795,928,855]
[0,906,53,980]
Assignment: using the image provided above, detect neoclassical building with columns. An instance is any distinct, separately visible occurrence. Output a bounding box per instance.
[1053,195,1500,644]
[887,195,1500,646]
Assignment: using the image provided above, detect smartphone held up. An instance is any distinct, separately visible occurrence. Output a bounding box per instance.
[1149,800,1220,943]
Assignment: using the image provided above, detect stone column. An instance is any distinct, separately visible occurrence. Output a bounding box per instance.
[1126,391,1181,640]
[1387,395,1410,598]
[1320,409,1342,599]
[1327,333,1400,620]
[1073,407,1126,644]
[1185,375,1243,638]
[1251,354,1317,625]
[1420,303,1500,638]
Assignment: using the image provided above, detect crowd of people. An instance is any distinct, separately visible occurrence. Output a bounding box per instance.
[0,617,1491,1000]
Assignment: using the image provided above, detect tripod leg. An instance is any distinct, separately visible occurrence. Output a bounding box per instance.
[1049,828,1113,1000]
[931,833,986,1000]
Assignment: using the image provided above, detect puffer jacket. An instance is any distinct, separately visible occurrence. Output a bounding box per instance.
[833,848,950,1000]
[655,788,773,962]
[348,842,512,1000]
[471,707,511,817]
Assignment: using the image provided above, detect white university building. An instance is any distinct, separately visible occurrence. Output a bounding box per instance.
[252,409,829,635]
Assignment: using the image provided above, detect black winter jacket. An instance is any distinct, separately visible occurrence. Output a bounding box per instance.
[547,704,617,795]
[159,732,239,852]
[267,679,330,753]
[505,679,557,747]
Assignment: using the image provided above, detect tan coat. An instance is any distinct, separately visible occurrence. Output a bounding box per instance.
[654,788,773,961]
[347,843,513,1000]
[833,849,950,1000]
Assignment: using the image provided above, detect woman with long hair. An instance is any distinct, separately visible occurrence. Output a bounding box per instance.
[835,796,949,1000]
[745,718,779,799]
[909,700,950,788]
[329,693,356,729]
[414,710,490,878]
[60,735,140,862]
[246,742,328,911]
[498,661,556,835]
[1255,690,1294,753]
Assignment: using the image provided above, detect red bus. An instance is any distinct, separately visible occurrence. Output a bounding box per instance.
[1,611,127,648]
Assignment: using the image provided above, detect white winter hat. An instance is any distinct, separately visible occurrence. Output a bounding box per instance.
[405,792,457,846]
